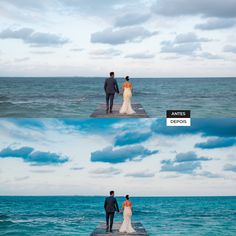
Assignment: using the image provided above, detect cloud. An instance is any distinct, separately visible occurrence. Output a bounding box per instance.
[161,159,201,174]
[91,27,157,45]
[195,18,236,30]
[152,119,236,138]
[161,152,212,174]
[90,167,121,175]
[0,0,45,11]
[0,146,69,166]
[90,48,122,57]
[125,52,155,59]
[58,0,129,16]
[0,27,68,47]
[125,170,155,178]
[0,146,33,158]
[195,171,222,178]
[174,33,210,44]
[114,12,151,27]
[224,45,236,54]
[114,131,151,146]
[175,152,212,162]
[161,33,210,55]
[224,164,236,172]
[153,0,236,18]
[161,41,201,55]
[91,145,158,163]
[198,52,223,60]
[195,138,236,149]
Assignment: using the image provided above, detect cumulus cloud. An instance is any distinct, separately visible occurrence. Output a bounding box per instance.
[0,27,68,47]
[91,145,158,163]
[125,52,155,59]
[195,18,236,30]
[161,152,212,174]
[125,170,155,178]
[174,33,210,44]
[161,41,201,55]
[223,164,236,172]
[0,146,69,166]
[114,12,151,27]
[194,171,222,178]
[91,27,157,45]
[161,159,201,174]
[175,152,212,162]
[114,131,151,146]
[153,0,236,18]
[224,45,236,54]
[198,52,223,60]
[161,33,210,55]
[195,138,236,149]
[152,119,236,137]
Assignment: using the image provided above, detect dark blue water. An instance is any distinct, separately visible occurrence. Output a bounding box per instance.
[0,77,236,117]
[0,196,235,235]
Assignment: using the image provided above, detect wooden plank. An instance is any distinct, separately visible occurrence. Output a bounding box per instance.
[90,104,149,118]
[90,222,148,236]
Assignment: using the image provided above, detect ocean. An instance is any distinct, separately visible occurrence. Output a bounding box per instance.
[0,196,235,235]
[0,77,236,118]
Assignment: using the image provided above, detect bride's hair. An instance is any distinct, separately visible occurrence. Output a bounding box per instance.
[125,76,129,81]
[125,195,129,200]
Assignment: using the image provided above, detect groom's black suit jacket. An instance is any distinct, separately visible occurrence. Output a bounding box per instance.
[104,77,119,94]
[104,196,119,213]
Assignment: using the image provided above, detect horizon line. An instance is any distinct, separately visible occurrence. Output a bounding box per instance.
[0,76,236,79]
[0,195,235,197]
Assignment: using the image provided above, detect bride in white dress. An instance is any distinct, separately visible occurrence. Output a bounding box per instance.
[119,195,136,234]
[119,76,136,115]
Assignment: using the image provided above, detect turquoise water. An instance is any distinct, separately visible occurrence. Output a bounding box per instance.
[0,196,235,235]
[0,77,236,118]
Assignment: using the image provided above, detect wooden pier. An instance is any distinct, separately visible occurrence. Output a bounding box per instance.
[90,222,148,236]
[90,104,149,118]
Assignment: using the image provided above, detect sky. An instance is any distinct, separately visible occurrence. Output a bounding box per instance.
[0,118,236,196]
[0,0,236,77]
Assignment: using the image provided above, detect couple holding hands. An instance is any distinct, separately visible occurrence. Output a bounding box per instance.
[104,191,135,234]
[104,72,136,115]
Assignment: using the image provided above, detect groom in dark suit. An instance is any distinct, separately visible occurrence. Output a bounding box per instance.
[104,190,120,232]
[104,72,119,114]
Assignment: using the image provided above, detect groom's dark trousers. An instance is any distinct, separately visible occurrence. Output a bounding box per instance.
[104,77,119,111]
[106,93,115,111]
[104,196,119,231]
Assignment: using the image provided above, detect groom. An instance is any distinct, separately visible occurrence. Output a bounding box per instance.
[104,190,120,233]
[104,72,119,114]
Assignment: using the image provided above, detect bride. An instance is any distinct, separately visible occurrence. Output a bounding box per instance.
[119,76,136,115]
[119,195,136,234]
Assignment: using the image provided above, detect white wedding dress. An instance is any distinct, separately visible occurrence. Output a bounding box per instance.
[119,87,136,115]
[119,206,135,234]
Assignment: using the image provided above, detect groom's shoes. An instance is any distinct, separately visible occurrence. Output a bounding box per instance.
[106,108,109,114]
[106,226,109,232]
[110,110,113,113]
